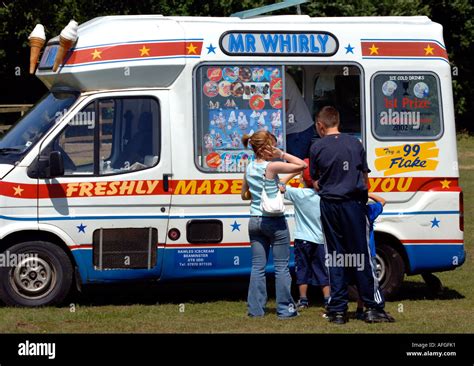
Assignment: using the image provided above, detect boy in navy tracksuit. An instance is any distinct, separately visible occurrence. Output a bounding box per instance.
[310,106,394,324]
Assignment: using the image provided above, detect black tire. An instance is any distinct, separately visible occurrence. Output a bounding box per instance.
[0,241,73,307]
[374,242,405,300]
[421,272,443,295]
[348,242,405,301]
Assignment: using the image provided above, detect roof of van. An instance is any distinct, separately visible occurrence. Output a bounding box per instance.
[181,14,433,24]
[37,14,446,92]
[53,14,438,44]
[78,14,434,24]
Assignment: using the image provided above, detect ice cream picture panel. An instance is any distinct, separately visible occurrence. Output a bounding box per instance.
[197,65,284,172]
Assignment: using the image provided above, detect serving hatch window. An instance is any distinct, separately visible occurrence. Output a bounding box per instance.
[312,65,361,137]
[195,64,284,173]
[372,72,443,140]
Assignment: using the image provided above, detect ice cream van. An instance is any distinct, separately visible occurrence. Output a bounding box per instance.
[0,5,465,306]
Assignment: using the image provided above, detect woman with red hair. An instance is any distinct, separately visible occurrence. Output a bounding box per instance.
[241,130,306,318]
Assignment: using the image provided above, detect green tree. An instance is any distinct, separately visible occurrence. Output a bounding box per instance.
[0,0,472,130]
[423,0,473,130]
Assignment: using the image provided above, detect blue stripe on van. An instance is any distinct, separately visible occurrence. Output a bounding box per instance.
[0,210,459,222]
[404,244,465,273]
[72,245,295,283]
[380,210,459,216]
[72,242,464,283]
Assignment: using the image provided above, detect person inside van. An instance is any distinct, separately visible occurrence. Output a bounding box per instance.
[285,71,317,160]
[241,130,307,319]
[115,111,154,169]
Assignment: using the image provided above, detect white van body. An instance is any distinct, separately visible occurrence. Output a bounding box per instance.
[0,14,464,306]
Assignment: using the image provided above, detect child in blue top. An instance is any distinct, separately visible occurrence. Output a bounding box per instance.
[280,167,330,311]
[355,192,386,319]
[367,193,386,258]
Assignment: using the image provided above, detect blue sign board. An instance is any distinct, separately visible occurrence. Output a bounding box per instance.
[220,31,338,56]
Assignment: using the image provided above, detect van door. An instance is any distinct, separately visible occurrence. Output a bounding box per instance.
[36,91,171,282]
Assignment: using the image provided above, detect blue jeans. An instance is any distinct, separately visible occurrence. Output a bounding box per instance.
[247,216,296,318]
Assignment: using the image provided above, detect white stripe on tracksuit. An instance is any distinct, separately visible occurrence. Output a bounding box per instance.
[322,227,332,306]
[366,216,383,304]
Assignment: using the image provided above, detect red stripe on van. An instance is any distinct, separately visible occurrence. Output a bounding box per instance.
[65,41,203,65]
[0,177,459,199]
[361,41,448,59]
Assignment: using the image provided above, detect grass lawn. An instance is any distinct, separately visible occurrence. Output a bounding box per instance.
[0,136,472,333]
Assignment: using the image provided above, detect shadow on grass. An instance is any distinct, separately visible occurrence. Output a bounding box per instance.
[72,277,251,307]
[72,277,464,307]
[391,280,465,301]
[0,275,464,308]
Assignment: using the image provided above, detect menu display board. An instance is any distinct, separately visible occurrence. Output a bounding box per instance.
[196,65,284,172]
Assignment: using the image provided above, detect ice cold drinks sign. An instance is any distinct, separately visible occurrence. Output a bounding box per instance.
[372,73,442,139]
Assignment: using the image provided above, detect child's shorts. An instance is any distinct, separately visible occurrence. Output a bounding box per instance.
[294,239,329,286]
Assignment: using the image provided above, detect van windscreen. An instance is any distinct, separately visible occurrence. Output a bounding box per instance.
[0,92,78,164]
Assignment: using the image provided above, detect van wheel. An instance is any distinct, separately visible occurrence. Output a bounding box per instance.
[348,242,405,301]
[374,242,405,300]
[0,241,73,307]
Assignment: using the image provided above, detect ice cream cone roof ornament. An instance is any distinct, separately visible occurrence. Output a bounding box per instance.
[28,24,46,74]
[52,20,78,72]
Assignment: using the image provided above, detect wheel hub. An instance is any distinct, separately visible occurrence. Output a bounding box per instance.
[374,254,386,283]
[10,255,56,299]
